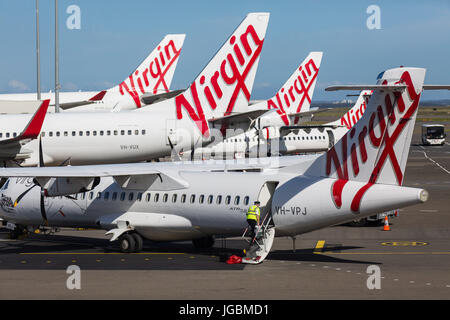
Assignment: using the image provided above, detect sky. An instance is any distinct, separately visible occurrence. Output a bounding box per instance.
[0,0,449,101]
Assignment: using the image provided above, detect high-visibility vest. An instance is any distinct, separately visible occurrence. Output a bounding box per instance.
[247,205,260,221]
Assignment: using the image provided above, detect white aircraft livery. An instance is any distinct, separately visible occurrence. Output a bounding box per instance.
[0,13,270,166]
[0,34,186,112]
[0,67,429,264]
[189,88,369,160]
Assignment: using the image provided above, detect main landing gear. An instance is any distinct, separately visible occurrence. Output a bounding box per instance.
[118,232,144,253]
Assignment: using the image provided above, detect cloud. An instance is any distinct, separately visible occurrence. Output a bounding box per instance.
[7,80,30,92]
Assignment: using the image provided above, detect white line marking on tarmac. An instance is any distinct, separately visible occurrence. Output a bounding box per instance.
[420,209,439,213]
[420,146,450,175]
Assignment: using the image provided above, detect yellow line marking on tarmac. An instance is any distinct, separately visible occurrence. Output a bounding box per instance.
[19,252,185,255]
[313,240,326,254]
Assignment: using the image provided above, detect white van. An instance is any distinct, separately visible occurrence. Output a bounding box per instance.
[422,124,446,146]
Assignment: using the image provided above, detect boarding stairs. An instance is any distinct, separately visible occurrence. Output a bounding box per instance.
[241,214,275,264]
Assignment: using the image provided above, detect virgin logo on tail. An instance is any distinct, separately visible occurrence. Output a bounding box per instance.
[267,58,320,125]
[176,24,265,137]
[340,92,372,129]
[326,71,421,212]
[119,40,182,108]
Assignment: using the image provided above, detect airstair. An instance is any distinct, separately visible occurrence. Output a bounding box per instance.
[241,214,275,264]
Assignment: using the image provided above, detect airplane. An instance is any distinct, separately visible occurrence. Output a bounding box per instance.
[0,34,186,113]
[0,66,429,264]
[188,89,371,160]
[186,51,324,159]
[0,13,270,167]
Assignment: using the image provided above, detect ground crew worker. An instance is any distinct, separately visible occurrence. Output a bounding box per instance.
[246,201,261,239]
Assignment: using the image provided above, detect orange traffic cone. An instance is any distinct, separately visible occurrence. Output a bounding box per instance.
[383,216,390,231]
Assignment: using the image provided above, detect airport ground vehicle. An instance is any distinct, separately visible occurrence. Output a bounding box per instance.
[421,124,446,145]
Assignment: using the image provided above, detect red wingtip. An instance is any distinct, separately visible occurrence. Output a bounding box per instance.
[89,90,107,101]
[21,99,50,139]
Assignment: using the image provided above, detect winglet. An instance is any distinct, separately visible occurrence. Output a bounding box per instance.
[89,90,107,101]
[21,99,50,139]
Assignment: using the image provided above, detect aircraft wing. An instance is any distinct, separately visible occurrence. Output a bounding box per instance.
[287,107,333,119]
[422,85,450,90]
[0,99,49,160]
[140,89,185,106]
[58,90,107,110]
[0,163,189,193]
[208,109,269,125]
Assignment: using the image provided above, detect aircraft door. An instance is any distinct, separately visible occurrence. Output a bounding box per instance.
[326,130,335,148]
[257,181,279,224]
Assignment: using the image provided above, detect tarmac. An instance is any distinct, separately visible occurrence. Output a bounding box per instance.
[0,117,449,300]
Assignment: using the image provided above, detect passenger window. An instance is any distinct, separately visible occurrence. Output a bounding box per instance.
[49,132,53,137]
[121,130,125,135]
[79,131,83,136]
[86,131,90,136]
[244,196,249,206]
[234,196,240,205]
[146,193,151,202]
[154,193,159,202]
[64,131,68,137]
[108,130,112,136]
[163,193,168,203]
[96,192,101,199]
[128,193,134,201]
[208,195,213,204]
[72,131,76,136]
[100,131,104,136]
[56,132,60,137]
[181,194,186,203]
[216,195,222,205]
[112,192,117,201]
[6,133,10,138]
[104,192,109,200]
[120,192,125,201]
[190,195,196,204]
[142,130,146,135]
[199,195,205,204]
[89,192,94,200]
[128,130,132,135]
[172,194,177,203]
[114,130,118,136]
[137,193,142,202]
[225,196,231,205]
[81,193,86,200]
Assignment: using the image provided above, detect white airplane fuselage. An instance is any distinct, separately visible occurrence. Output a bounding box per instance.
[0,158,426,241]
[0,103,206,166]
[192,125,349,160]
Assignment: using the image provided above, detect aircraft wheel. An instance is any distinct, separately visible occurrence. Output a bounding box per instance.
[348,218,368,227]
[119,233,136,253]
[9,225,26,240]
[131,233,143,252]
